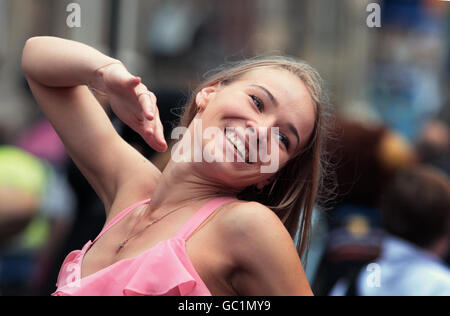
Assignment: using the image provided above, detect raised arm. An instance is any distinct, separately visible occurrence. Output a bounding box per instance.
[21,36,166,219]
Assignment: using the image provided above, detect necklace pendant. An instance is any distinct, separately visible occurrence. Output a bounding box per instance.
[117,241,125,252]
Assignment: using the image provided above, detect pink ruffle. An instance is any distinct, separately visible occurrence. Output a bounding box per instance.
[122,238,200,296]
[53,238,211,296]
[54,249,84,289]
[52,291,71,296]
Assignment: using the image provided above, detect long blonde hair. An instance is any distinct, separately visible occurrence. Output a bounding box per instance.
[178,56,332,260]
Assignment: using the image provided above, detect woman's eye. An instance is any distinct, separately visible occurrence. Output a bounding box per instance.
[250,95,264,112]
[278,133,290,150]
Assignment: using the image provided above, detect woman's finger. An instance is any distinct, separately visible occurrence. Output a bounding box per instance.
[142,125,163,152]
[141,114,166,152]
[138,92,155,120]
[154,115,167,149]
[133,82,148,94]
[126,76,141,88]
[148,91,157,105]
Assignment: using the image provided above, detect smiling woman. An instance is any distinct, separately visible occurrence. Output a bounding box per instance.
[178,57,330,257]
[21,36,331,296]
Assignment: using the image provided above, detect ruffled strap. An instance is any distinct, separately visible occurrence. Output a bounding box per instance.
[93,198,151,243]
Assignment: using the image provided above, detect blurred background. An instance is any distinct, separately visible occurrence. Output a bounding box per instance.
[0,0,449,296]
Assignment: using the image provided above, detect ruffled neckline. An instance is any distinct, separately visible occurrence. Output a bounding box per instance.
[53,237,211,296]
[53,196,238,296]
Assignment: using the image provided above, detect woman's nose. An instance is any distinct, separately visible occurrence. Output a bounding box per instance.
[246,120,273,144]
[246,116,278,131]
[245,120,279,160]
[246,121,256,133]
[246,120,259,138]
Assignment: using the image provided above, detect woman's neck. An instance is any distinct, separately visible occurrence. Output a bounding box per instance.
[147,160,239,213]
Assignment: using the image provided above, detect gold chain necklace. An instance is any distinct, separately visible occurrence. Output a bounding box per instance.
[116,203,188,254]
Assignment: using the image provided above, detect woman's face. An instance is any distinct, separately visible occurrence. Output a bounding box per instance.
[186,67,316,189]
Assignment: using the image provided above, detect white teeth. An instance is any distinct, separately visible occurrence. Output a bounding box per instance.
[226,131,245,159]
[235,138,245,156]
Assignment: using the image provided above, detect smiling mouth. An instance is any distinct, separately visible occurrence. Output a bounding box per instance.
[224,129,254,164]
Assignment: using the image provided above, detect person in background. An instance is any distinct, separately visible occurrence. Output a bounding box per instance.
[0,145,53,295]
[354,166,450,296]
[416,118,450,267]
[417,118,449,175]
[312,117,417,295]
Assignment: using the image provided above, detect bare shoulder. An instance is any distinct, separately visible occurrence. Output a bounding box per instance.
[217,200,291,244]
[215,200,313,295]
[215,200,297,266]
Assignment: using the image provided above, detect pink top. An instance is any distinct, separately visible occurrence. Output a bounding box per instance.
[52,196,237,296]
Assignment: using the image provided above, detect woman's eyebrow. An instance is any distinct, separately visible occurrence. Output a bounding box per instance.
[250,84,278,106]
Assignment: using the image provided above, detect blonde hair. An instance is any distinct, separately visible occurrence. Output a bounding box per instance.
[178,56,332,260]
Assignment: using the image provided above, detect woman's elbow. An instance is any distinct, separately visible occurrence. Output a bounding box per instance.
[21,37,42,77]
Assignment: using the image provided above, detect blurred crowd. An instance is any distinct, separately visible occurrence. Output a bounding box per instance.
[0,0,449,296]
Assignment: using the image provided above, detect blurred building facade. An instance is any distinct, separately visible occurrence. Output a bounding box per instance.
[2,1,449,135]
[2,0,447,142]
[0,0,391,139]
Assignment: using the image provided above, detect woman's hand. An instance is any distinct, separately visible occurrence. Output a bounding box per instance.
[96,63,167,152]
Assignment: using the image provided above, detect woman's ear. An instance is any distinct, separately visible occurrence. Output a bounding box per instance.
[195,84,219,112]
